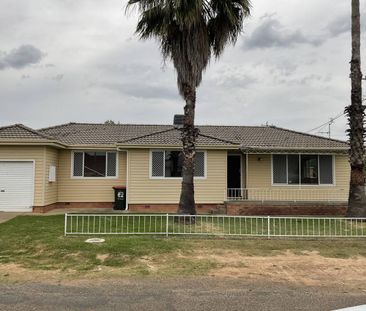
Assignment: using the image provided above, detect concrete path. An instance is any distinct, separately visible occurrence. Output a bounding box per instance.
[0,209,122,222]
[43,208,117,215]
[0,212,26,224]
[0,277,365,311]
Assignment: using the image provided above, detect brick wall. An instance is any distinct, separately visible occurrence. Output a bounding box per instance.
[33,202,113,213]
[128,204,221,214]
[226,201,347,216]
[34,201,348,216]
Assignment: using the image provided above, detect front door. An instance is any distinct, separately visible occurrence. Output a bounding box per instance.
[227,155,241,198]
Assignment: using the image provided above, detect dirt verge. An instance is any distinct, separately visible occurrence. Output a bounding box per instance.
[1,250,366,291]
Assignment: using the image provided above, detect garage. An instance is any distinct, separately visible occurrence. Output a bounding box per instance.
[0,161,34,212]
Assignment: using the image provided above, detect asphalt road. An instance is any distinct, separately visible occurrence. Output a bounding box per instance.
[0,277,365,311]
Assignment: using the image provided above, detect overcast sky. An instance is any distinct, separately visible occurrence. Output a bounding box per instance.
[1,0,365,140]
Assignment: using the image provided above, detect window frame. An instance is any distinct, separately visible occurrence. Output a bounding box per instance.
[271,154,335,187]
[71,151,119,179]
[149,149,207,180]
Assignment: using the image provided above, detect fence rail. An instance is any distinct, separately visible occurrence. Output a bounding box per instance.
[227,188,347,202]
[64,213,366,238]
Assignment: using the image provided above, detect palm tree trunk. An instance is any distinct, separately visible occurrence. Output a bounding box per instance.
[178,83,197,215]
[346,0,366,217]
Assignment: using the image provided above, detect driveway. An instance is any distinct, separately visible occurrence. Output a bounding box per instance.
[0,277,365,311]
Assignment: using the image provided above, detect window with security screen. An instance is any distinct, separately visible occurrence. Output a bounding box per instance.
[273,155,287,184]
[319,155,333,184]
[287,155,299,184]
[194,152,205,177]
[107,152,117,177]
[151,151,164,177]
[272,154,334,185]
[73,152,83,177]
[151,150,205,178]
[72,151,117,178]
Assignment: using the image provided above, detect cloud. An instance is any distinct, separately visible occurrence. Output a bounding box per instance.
[0,45,44,70]
[102,82,178,100]
[51,74,64,81]
[326,14,350,37]
[326,12,366,38]
[244,15,324,49]
[209,67,257,88]
[0,0,351,140]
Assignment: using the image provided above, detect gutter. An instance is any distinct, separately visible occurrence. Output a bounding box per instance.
[115,144,241,150]
[0,140,67,149]
[240,146,349,154]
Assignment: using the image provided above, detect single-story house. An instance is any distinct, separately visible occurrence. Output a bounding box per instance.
[0,117,350,215]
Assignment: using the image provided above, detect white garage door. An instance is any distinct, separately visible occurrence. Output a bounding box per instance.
[0,161,34,212]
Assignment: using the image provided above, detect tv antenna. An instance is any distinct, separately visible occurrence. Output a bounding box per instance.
[317,118,335,138]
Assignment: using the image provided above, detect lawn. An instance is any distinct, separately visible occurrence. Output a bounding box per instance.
[1,215,366,277]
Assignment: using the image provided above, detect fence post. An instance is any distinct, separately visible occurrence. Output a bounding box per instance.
[64,213,68,236]
[166,213,169,237]
[267,216,270,239]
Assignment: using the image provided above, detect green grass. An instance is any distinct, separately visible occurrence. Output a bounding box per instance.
[0,215,187,272]
[1,215,366,276]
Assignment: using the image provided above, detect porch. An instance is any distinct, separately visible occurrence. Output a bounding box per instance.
[226,188,348,202]
[226,152,349,204]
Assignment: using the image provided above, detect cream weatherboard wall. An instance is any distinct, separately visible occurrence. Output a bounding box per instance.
[44,147,59,206]
[0,146,351,208]
[246,154,350,201]
[57,150,127,202]
[127,149,227,204]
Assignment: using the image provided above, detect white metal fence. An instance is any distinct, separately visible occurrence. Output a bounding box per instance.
[227,188,347,202]
[64,213,366,238]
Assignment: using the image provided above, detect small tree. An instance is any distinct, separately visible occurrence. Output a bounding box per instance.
[346,0,366,217]
[104,120,119,125]
[127,0,251,214]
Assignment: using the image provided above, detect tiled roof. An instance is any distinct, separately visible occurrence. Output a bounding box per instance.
[198,125,348,149]
[0,124,54,141]
[39,123,173,145]
[120,128,239,147]
[37,122,348,150]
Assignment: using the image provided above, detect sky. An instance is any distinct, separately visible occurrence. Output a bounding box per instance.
[0,0,365,140]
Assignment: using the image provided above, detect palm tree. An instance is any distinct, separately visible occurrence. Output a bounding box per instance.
[346,0,366,217]
[127,0,251,214]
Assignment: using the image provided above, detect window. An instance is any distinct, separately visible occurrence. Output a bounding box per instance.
[84,152,106,177]
[301,155,318,184]
[72,151,117,178]
[151,151,164,177]
[151,150,205,178]
[272,154,333,185]
[165,151,183,177]
[319,155,334,184]
[288,155,300,184]
[272,155,286,184]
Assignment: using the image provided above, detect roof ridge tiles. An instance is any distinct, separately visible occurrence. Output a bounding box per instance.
[39,122,269,129]
[0,124,56,140]
[38,122,77,132]
[39,122,174,130]
[197,132,238,145]
[118,127,177,144]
